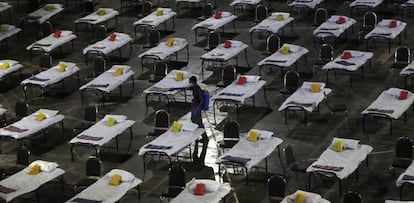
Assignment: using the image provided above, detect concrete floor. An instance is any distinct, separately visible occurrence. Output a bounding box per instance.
[0,0,414,202]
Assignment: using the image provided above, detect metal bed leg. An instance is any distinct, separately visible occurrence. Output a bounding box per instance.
[70,144,75,162]
[245,167,249,185]
[115,137,119,151]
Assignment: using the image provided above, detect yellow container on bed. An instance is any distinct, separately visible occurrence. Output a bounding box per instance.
[0,62,10,70]
[175,72,184,81]
[171,121,182,133]
[294,192,307,203]
[247,130,259,142]
[281,45,289,55]
[333,140,344,152]
[166,38,175,47]
[35,112,46,122]
[58,63,67,72]
[276,14,284,21]
[97,9,106,16]
[106,117,116,126]
[28,164,41,175]
[0,25,4,33]
[43,4,55,11]
[114,67,124,76]
[156,8,163,16]
[109,174,122,186]
[310,83,321,93]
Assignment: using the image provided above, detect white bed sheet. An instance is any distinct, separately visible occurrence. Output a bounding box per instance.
[70,117,135,146]
[171,179,231,203]
[138,38,187,60]
[192,12,237,31]
[0,25,21,42]
[27,4,64,24]
[143,70,195,95]
[350,0,384,8]
[306,143,373,179]
[75,8,119,25]
[396,162,414,187]
[80,65,134,93]
[26,31,77,53]
[66,170,142,203]
[0,167,65,202]
[322,50,373,72]
[361,88,414,119]
[288,0,324,9]
[364,19,407,40]
[83,32,133,55]
[279,82,332,112]
[21,62,79,87]
[257,43,309,67]
[230,0,262,6]
[216,131,283,170]
[313,15,356,38]
[399,61,414,76]
[250,12,294,34]
[402,0,414,7]
[0,109,64,140]
[0,2,11,13]
[201,40,248,61]
[133,8,176,28]
[212,77,266,103]
[0,60,23,80]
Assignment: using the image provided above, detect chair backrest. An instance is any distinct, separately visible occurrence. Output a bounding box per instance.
[39,53,52,69]
[283,145,297,169]
[223,119,240,139]
[95,25,107,41]
[15,101,28,118]
[154,109,169,134]
[222,65,237,86]
[83,1,95,13]
[314,8,328,26]
[148,29,160,47]
[267,175,286,198]
[319,44,334,61]
[266,34,281,53]
[207,31,220,50]
[283,71,300,89]
[154,62,168,78]
[395,137,413,159]
[202,3,214,18]
[343,191,362,203]
[395,46,410,64]
[16,145,30,166]
[85,156,101,177]
[84,105,98,122]
[255,5,268,22]
[141,1,152,16]
[93,56,106,76]
[41,21,53,38]
[363,12,377,28]
[168,164,186,197]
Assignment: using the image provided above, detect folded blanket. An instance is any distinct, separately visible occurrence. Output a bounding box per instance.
[219,92,244,97]
[402,175,414,181]
[32,43,52,47]
[335,60,356,66]
[366,108,394,114]
[72,198,102,203]
[144,144,172,150]
[312,164,344,172]
[77,135,103,141]
[3,125,28,133]
[88,84,110,88]
[29,76,50,82]
[0,185,16,194]
[370,33,392,36]
[222,155,251,165]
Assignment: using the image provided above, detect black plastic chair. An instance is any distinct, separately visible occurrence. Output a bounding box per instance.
[359,12,377,39]
[313,44,334,74]
[151,62,168,83]
[326,95,349,125]
[39,53,52,71]
[75,156,102,191]
[217,65,237,88]
[197,3,214,21]
[267,175,286,202]
[283,145,310,183]
[262,34,281,56]
[391,46,411,70]
[95,25,107,41]
[92,56,106,77]
[391,137,413,170]
[160,164,186,200]
[3,145,30,176]
[139,1,152,17]
[312,8,328,27]
[73,105,98,133]
[279,71,300,96]
[217,119,240,151]
[205,31,220,52]
[15,101,28,119]
[83,1,95,14]
[40,21,53,38]
[146,29,160,48]
[148,109,169,139]
[343,191,362,203]
[255,5,268,23]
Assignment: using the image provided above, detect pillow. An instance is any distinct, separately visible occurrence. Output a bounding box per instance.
[221,12,231,18]
[29,160,59,172]
[331,137,359,150]
[102,115,127,123]
[107,169,136,182]
[244,75,260,83]
[385,88,404,98]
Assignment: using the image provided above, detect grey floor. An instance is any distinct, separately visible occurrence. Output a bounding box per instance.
[0,0,414,202]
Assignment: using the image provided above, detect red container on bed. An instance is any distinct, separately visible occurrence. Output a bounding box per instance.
[341,51,352,59]
[399,91,408,100]
[224,40,231,48]
[53,29,61,38]
[389,20,398,28]
[194,183,205,196]
[237,76,247,85]
[214,11,222,19]
[109,33,117,41]
[336,16,346,24]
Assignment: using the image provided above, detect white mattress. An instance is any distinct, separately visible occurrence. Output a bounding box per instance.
[322,50,373,72]
[257,43,309,67]
[279,82,332,112]
[0,2,11,13]
[83,32,133,55]
[216,131,283,170]
[288,0,324,9]
[192,12,237,31]
[66,170,142,203]
[250,12,294,34]
[402,0,414,7]
[230,0,262,6]
[21,62,79,87]
[361,88,414,119]
[0,25,22,42]
[75,8,119,25]
[306,143,373,179]
[27,4,64,24]
[396,162,414,187]
[138,38,188,61]
[0,109,64,140]
[0,167,65,202]
[281,192,331,203]
[350,0,384,8]
[212,76,266,103]
[171,179,231,203]
[201,40,248,61]
[26,30,77,53]
[143,70,195,95]
[80,65,134,93]
[364,19,407,40]
[69,116,135,146]
[399,61,414,76]
[313,15,356,38]
[0,60,23,80]
[133,8,176,28]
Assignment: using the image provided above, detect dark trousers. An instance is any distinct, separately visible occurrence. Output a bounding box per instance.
[191,107,208,169]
